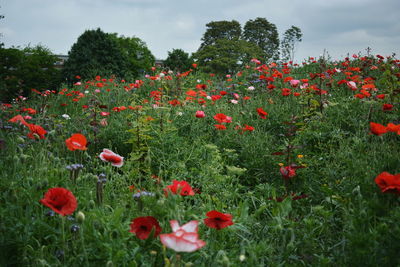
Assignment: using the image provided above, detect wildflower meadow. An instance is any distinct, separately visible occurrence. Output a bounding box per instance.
[1,54,400,266]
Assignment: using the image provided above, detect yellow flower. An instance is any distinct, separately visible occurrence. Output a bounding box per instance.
[278,163,284,166]
[297,154,304,158]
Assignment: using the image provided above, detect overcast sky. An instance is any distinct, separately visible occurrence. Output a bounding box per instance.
[1,0,399,62]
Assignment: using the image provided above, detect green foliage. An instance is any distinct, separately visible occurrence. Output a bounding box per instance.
[1,53,400,266]
[196,18,283,74]
[109,33,155,78]
[0,45,62,102]
[199,20,242,49]
[243,17,280,61]
[281,25,303,62]
[163,48,193,72]
[194,39,264,74]
[62,28,130,81]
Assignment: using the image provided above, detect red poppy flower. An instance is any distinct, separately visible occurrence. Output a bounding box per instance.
[256,108,268,119]
[27,124,47,139]
[22,108,37,114]
[354,94,365,99]
[386,123,400,134]
[382,104,393,111]
[164,180,195,196]
[280,166,297,179]
[213,113,232,123]
[196,83,207,90]
[281,88,291,96]
[129,216,162,240]
[186,90,197,97]
[211,95,222,101]
[214,124,227,130]
[204,210,234,230]
[376,94,385,99]
[8,115,29,127]
[99,149,124,167]
[168,99,181,106]
[375,172,400,195]
[40,187,77,216]
[239,124,254,134]
[370,122,387,136]
[243,124,254,131]
[65,133,87,151]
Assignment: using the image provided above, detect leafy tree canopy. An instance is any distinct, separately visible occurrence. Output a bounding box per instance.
[196,18,288,74]
[199,20,241,49]
[194,39,264,75]
[163,48,193,72]
[108,33,155,77]
[62,28,130,82]
[243,17,280,61]
[281,26,303,62]
[0,45,62,102]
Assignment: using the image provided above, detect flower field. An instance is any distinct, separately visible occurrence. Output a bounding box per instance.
[1,55,400,266]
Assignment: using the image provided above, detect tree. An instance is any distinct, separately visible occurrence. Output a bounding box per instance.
[242,17,280,62]
[281,26,303,62]
[199,20,242,49]
[109,33,155,77]
[0,45,62,102]
[62,28,130,82]
[163,49,193,72]
[194,39,264,75]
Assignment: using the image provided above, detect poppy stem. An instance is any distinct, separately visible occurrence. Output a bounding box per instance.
[366,103,374,122]
[284,179,289,195]
[61,215,66,262]
[96,180,103,205]
[80,225,90,266]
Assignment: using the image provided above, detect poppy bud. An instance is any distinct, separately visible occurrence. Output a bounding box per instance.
[76,211,85,223]
[88,200,96,208]
[17,137,25,143]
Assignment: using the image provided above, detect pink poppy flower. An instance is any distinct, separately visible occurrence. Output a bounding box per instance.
[159,220,206,252]
[290,79,300,87]
[346,81,357,90]
[195,111,205,118]
[99,149,124,167]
